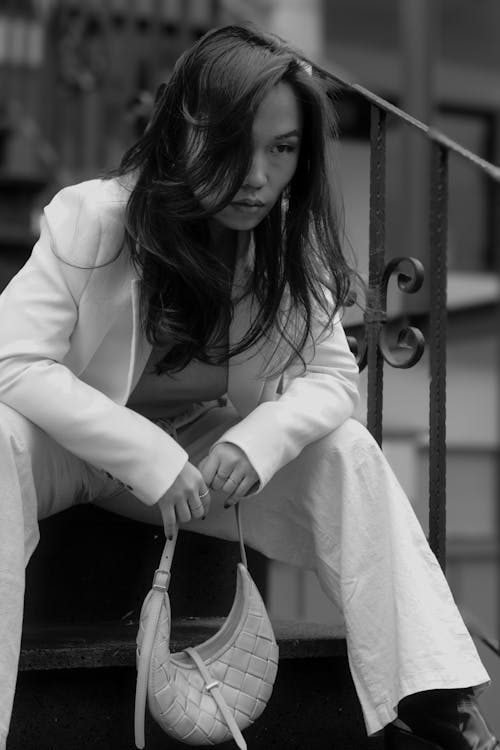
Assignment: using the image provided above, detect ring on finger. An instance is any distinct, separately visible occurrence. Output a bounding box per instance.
[189,499,204,511]
[199,489,210,499]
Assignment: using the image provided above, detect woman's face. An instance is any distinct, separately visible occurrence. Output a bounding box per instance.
[198,81,303,232]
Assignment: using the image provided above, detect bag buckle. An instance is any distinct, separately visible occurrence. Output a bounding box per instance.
[152,568,171,591]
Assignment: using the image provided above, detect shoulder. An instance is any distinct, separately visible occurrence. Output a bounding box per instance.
[43,174,136,267]
[44,175,133,227]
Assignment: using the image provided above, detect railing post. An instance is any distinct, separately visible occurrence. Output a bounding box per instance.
[428,141,449,571]
[365,105,387,446]
[399,0,436,308]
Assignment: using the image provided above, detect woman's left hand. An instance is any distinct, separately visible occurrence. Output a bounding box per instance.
[198,442,259,505]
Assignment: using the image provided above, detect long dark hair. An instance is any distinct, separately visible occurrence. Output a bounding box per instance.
[116,23,355,376]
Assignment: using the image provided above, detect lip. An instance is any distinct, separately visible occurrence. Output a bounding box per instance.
[233,199,264,206]
[232,197,265,207]
[230,200,266,214]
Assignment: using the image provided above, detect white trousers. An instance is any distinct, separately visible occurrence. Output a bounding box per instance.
[0,401,489,747]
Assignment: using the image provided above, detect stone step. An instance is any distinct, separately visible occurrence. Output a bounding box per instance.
[11,620,385,750]
[24,506,268,625]
[17,511,385,748]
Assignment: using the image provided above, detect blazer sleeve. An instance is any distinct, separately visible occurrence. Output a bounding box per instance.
[212,313,360,493]
[0,185,188,505]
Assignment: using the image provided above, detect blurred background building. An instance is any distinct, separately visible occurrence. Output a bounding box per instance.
[1,0,499,733]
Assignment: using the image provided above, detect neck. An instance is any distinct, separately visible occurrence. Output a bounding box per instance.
[208,221,251,270]
[208,219,236,248]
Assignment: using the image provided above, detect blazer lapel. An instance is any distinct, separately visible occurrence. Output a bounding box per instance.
[125,278,152,398]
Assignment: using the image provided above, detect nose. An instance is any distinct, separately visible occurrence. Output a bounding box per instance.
[243,152,268,189]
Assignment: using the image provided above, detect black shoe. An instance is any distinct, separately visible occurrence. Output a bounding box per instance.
[386,721,445,748]
[385,689,499,750]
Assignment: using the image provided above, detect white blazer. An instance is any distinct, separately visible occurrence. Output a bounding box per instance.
[0,178,359,505]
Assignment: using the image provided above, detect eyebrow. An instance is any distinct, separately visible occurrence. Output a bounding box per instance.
[273,130,302,140]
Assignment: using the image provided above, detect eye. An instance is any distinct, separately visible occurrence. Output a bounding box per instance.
[271,143,298,156]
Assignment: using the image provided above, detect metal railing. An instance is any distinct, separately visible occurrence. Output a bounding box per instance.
[313,63,500,655]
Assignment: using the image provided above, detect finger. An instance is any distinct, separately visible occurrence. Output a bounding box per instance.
[210,464,234,492]
[221,474,244,498]
[198,452,219,487]
[226,475,256,503]
[197,486,211,518]
[189,490,209,519]
[162,505,177,540]
[175,499,192,525]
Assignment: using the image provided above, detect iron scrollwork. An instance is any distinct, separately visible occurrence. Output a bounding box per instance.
[347,256,426,371]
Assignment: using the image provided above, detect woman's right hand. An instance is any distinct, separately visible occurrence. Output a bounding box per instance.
[157,461,210,539]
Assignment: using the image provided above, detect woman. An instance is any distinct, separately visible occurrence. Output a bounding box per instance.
[0,24,496,750]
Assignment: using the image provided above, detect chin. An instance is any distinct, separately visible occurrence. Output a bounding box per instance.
[224,216,263,231]
[215,210,268,232]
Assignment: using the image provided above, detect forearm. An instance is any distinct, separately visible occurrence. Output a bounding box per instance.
[0,359,188,505]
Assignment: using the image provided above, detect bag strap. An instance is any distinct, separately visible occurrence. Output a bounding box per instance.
[234,502,248,568]
[134,525,178,749]
[185,646,247,750]
[155,503,247,574]
[134,503,247,749]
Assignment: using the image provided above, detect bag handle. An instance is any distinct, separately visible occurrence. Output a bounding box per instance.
[134,526,178,749]
[234,502,248,568]
[154,503,247,575]
[134,503,247,749]
[149,406,248,570]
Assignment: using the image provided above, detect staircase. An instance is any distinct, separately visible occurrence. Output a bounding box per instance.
[10,506,384,750]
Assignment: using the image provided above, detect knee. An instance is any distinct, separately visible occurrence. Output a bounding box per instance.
[323,418,378,454]
[300,418,381,470]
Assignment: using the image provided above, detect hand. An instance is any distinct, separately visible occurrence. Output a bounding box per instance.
[157,461,210,539]
[198,442,259,507]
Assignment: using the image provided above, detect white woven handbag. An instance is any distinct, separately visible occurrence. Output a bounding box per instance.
[134,504,279,750]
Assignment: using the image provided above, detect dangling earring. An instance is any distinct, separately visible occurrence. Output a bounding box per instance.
[281,188,290,232]
[281,188,290,215]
